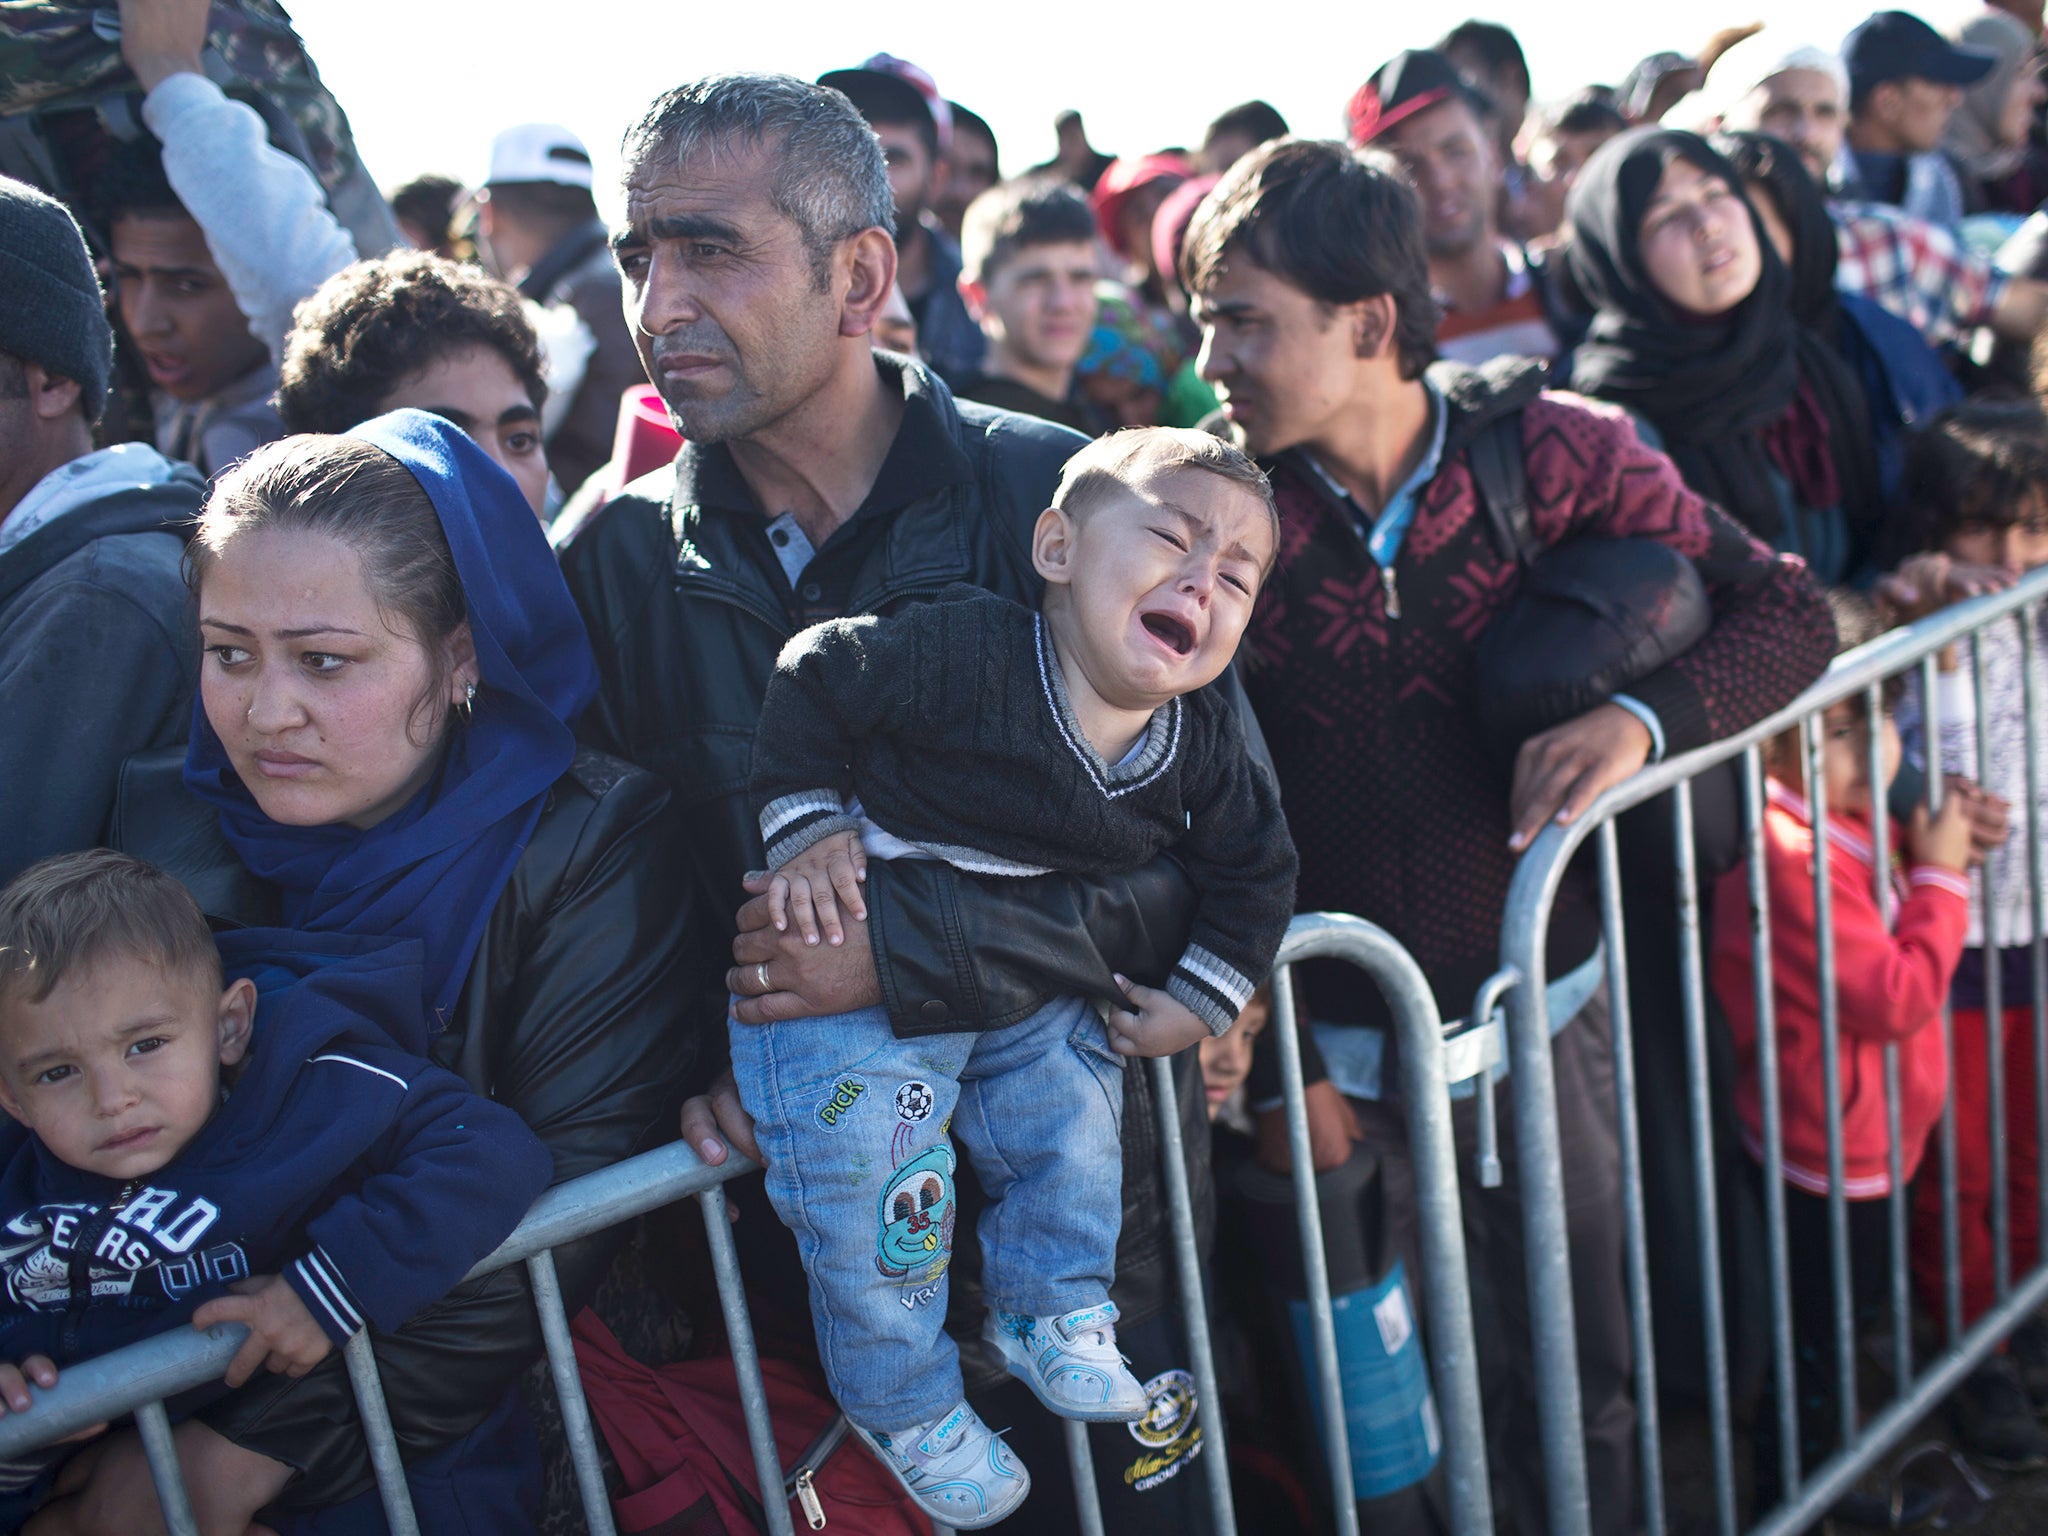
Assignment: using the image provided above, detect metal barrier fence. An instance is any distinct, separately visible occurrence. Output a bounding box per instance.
[1496,562,2048,1536]
[0,914,1486,1536]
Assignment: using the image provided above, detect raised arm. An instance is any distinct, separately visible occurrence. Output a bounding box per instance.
[122,0,357,364]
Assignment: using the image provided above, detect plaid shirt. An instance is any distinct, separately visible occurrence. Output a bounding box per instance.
[1830,199,2008,346]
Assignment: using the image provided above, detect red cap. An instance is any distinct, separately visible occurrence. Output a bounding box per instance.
[1089,153,1193,258]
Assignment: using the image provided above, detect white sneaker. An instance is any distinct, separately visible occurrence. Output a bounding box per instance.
[984,1303,1150,1422]
[851,1400,1030,1529]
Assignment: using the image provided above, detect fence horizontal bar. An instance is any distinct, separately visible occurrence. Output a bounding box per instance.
[466,1141,760,1280]
[1750,1259,2048,1536]
[1528,565,2048,845]
[0,1141,760,1459]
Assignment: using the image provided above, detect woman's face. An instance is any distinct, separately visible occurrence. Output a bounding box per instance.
[198,528,476,830]
[1636,157,1763,318]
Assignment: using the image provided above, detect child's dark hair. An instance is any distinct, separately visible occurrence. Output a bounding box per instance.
[0,851,218,1011]
[1895,398,2048,564]
[1053,426,1281,578]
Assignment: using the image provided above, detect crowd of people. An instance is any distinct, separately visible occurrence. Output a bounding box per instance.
[7,0,2048,1530]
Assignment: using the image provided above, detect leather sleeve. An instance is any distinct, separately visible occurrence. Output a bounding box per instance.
[203,768,710,1509]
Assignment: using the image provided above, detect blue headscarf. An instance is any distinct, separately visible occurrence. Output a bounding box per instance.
[184,410,600,1028]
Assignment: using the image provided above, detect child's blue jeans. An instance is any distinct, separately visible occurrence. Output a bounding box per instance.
[728,995,1125,1431]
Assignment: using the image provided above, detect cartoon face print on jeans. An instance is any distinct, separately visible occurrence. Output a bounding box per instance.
[876,1143,957,1283]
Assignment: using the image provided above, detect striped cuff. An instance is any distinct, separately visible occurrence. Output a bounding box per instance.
[1169,945,1256,1037]
[759,790,859,869]
[287,1246,368,1346]
[1908,866,1972,901]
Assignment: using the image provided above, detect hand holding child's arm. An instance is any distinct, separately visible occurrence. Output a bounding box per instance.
[1107,974,1215,1058]
[767,830,868,947]
[1907,792,1978,874]
[194,1275,333,1389]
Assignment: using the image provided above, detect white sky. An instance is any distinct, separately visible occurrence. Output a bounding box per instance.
[284,0,1988,218]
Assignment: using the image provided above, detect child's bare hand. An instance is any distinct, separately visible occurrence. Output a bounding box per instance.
[766,831,868,947]
[1941,776,2011,865]
[194,1274,333,1389]
[1106,975,1214,1058]
[1908,793,1977,873]
[1876,553,2020,626]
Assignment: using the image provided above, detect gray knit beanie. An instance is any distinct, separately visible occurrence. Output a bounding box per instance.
[0,176,114,422]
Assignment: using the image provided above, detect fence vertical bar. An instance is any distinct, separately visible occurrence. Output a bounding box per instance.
[1595,821,1666,1536]
[1065,1419,1108,1536]
[1868,681,1913,1396]
[1673,778,1737,1536]
[1148,1054,1238,1534]
[1265,963,1358,1536]
[1805,714,1859,1453]
[2022,610,2048,1249]
[1926,654,1965,1345]
[133,1398,201,1536]
[1743,747,1801,1505]
[527,1249,618,1536]
[1969,633,2012,1303]
[1501,920,1591,1535]
[339,1329,423,1536]
[699,1182,798,1536]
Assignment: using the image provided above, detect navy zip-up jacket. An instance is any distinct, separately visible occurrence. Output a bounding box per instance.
[0,931,551,1365]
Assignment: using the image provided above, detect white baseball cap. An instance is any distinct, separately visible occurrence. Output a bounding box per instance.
[485,123,595,189]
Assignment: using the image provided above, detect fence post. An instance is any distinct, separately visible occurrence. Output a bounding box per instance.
[1271,914,1494,1536]
[1148,1053,1238,1531]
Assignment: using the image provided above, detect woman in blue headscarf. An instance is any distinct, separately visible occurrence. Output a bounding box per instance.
[90,410,704,1534]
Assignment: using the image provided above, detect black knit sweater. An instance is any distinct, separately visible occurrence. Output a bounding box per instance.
[750,585,1299,1033]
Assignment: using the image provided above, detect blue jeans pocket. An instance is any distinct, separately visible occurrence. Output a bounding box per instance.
[1069,1016,1127,1135]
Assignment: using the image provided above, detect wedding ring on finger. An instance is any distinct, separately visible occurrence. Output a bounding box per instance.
[754,962,771,994]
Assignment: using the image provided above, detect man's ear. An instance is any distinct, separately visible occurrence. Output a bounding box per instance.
[1031,506,1078,586]
[959,276,989,323]
[24,363,82,425]
[839,227,901,339]
[1354,294,1397,362]
[216,977,257,1067]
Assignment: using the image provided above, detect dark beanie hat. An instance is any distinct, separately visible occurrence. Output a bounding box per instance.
[0,176,114,422]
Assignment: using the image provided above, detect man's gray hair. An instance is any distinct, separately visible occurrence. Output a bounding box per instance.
[621,74,896,284]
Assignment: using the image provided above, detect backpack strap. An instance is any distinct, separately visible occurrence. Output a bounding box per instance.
[1466,407,1538,569]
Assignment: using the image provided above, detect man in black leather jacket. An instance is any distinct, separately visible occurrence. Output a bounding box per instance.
[557,74,1225,1529]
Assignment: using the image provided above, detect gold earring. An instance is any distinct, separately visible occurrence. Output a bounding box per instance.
[461,681,476,720]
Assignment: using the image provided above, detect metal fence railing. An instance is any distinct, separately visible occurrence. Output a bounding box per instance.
[0,913,1489,1536]
[1496,562,2048,1536]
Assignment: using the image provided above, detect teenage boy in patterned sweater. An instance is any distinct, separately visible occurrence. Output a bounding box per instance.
[1182,138,1835,1536]
[734,427,1296,1529]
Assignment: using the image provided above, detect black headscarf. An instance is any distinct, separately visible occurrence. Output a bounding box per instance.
[1564,128,1878,545]
[1711,129,1843,337]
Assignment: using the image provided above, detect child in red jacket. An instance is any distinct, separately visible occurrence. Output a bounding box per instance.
[1712,599,1978,1501]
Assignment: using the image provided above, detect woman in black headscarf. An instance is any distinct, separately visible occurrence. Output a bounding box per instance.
[1715,128,1962,520]
[1564,127,1883,587]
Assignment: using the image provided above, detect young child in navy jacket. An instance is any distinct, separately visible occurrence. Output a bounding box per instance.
[0,850,552,1517]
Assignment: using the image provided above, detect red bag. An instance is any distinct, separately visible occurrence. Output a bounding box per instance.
[570,1309,931,1536]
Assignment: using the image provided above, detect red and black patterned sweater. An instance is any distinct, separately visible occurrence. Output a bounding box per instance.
[1241,364,1835,1056]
